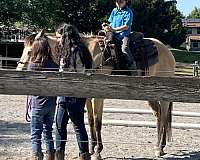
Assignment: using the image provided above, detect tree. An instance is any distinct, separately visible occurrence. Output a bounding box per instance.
[16,0,113,32]
[59,0,113,33]
[0,0,28,26]
[188,7,200,18]
[23,0,65,30]
[131,0,186,47]
[0,0,185,47]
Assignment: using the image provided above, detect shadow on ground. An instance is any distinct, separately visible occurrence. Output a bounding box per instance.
[164,150,200,160]
[103,157,152,160]
[0,120,30,135]
[102,151,200,159]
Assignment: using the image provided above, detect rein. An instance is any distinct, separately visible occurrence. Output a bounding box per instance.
[25,96,32,122]
[96,35,117,69]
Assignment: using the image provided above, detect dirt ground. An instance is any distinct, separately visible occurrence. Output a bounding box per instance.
[1,95,200,160]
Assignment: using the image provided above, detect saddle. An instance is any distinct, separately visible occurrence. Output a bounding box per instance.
[129,31,159,73]
[97,31,159,75]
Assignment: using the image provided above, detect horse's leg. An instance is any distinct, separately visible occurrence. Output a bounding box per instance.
[148,101,163,156]
[148,101,160,118]
[92,98,104,159]
[86,99,97,155]
[149,101,167,156]
[155,101,172,157]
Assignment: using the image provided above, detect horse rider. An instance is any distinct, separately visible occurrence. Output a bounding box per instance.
[102,0,135,69]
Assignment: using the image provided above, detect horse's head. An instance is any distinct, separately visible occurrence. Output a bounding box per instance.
[16,30,59,70]
[16,33,37,70]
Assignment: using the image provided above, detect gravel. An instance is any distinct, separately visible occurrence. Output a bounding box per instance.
[1,95,200,160]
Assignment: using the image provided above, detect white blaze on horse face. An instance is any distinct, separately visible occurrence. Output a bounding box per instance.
[55,32,63,47]
[16,45,32,71]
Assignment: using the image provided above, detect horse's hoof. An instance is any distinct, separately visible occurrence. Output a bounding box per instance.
[154,147,166,157]
[91,153,102,160]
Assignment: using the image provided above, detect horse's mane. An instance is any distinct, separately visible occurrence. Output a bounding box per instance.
[24,33,52,47]
[24,33,37,46]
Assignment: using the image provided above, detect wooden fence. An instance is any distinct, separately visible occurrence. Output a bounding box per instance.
[1,69,200,129]
[0,69,200,103]
[0,55,198,76]
[0,55,20,68]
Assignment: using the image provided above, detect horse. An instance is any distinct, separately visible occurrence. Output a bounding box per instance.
[17,29,175,159]
[82,34,175,159]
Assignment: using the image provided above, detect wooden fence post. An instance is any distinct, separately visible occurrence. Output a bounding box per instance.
[193,61,199,77]
[0,55,2,68]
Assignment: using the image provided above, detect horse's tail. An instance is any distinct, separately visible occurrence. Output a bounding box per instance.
[156,101,173,150]
[167,102,173,142]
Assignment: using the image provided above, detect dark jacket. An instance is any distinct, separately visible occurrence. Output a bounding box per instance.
[27,57,59,108]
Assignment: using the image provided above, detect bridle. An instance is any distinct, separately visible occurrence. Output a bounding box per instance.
[96,34,117,69]
[17,49,32,66]
[17,61,28,65]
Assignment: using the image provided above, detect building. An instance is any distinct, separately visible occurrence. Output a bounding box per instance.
[182,19,200,51]
[0,26,35,68]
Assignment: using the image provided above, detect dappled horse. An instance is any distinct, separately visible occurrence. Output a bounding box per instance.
[17,28,175,159]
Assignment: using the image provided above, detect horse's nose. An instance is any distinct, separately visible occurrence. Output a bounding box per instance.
[58,41,63,48]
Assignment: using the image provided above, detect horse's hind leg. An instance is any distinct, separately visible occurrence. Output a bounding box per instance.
[149,101,164,155]
[155,101,172,157]
[86,99,97,154]
[148,101,160,118]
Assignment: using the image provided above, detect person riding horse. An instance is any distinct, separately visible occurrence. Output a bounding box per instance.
[102,0,135,70]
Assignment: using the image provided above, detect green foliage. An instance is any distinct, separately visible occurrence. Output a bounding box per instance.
[131,0,185,47]
[0,0,28,25]
[172,49,200,63]
[188,7,200,18]
[59,0,114,32]
[23,0,65,30]
[0,0,186,47]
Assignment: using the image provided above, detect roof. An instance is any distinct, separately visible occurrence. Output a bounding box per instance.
[182,19,200,28]
[184,23,200,28]
[189,35,200,41]
[182,19,200,23]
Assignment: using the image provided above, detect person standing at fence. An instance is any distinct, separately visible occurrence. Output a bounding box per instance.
[55,23,92,160]
[28,37,59,160]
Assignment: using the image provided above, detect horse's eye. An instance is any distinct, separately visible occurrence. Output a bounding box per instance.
[28,51,32,55]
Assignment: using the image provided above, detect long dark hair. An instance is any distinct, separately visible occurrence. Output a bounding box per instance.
[30,37,51,66]
[56,23,93,69]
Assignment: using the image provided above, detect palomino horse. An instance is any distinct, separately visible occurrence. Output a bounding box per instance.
[83,35,175,159]
[17,30,175,159]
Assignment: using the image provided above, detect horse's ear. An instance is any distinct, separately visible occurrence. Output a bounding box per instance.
[35,29,45,40]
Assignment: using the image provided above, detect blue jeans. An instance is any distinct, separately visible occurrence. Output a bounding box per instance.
[122,36,134,66]
[55,97,89,154]
[31,105,56,154]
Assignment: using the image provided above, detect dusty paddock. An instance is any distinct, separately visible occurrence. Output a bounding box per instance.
[1,95,200,160]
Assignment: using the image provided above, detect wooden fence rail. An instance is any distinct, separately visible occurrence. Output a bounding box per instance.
[103,108,200,117]
[0,69,200,103]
